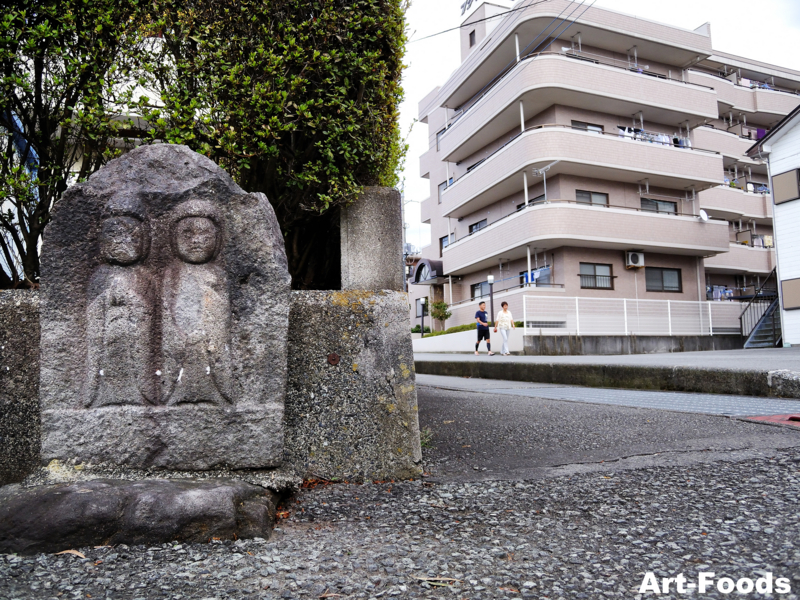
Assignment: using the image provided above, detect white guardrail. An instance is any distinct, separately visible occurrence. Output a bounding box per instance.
[522,296,742,337]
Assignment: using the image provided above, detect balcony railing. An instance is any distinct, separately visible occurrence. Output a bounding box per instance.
[442,123,720,195]
[446,196,706,246]
[579,274,613,289]
[452,272,564,308]
[444,51,716,134]
[522,296,743,337]
[688,69,800,97]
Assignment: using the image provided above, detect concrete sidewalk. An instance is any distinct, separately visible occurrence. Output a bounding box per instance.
[415,347,800,398]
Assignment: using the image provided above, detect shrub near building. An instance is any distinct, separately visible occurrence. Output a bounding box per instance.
[135,0,408,288]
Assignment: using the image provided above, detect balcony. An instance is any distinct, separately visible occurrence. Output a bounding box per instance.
[686,70,800,124]
[690,126,763,165]
[440,125,723,219]
[699,186,772,222]
[439,53,719,163]
[442,201,730,275]
[704,244,775,275]
[434,0,713,112]
[419,196,432,225]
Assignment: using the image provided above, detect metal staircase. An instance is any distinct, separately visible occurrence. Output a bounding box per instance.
[740,268,782,349]
[744,298,782,348]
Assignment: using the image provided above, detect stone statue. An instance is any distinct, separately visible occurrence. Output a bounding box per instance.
[161,201,233,405]
[40,144,291,469]
[84,198,156,407]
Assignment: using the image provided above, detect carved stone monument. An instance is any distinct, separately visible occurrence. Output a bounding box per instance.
[39,144,291,470]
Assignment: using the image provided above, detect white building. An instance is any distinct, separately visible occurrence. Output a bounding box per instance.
[748,105,800,346]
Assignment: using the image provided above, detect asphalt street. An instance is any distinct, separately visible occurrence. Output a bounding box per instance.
[416,376,800,482]
[417,374,800,416]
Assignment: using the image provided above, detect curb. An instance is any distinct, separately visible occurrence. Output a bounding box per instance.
[414,361,800,399]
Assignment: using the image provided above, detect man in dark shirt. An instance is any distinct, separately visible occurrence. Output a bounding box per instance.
[474,301,494,355]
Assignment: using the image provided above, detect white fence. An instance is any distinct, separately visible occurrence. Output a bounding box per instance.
[523,296,742,337]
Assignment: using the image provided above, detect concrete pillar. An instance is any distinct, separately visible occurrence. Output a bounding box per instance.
[523,171,529,205]
[341,186,404,291]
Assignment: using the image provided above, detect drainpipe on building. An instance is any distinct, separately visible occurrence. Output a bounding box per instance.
[696,256,703,303]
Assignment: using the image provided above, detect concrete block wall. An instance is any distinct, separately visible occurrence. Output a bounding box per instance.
[0,290,422,484]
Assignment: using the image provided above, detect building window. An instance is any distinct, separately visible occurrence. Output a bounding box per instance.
[471,282,490,299]
[415,298,428,317]
[436,128,446,151]
[579,263,613,289]
[439,235,450,257]
[438,181,448,203]
[576,190,609,206]
[517,194,545,210]
[641,198,677,214]
[571,120,604,134]
[646,267,682,292]
[416,262,430,283]
[469,30,476,47]
[468,219,488,234]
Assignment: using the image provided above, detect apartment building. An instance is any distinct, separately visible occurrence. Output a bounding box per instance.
[408,0,800,339]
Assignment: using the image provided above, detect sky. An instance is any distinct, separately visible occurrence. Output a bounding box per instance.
[398,0,800,250]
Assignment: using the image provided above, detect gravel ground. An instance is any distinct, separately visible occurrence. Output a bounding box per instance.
[2,447,799,600]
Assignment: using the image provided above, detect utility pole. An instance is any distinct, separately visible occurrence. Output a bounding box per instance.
[420,296,426,338]
[487,274,495,327]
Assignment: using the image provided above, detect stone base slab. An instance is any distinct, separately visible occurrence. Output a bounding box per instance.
[41,404,283,470]
[0,478,279,555]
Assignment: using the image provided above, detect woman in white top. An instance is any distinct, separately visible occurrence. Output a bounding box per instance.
[493,301,515,355]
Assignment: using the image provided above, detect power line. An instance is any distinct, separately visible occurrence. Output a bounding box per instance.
[408,0,553,44]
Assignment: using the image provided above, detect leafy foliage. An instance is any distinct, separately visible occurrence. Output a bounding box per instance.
[0,0,142,287]
[0,0,408,288]
[422,323,475,338]
[135,0,408,286]
[429,300,452,323]
[424,320,525,338]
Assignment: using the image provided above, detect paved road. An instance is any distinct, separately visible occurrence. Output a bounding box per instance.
[418,374,800,417]
[416,375,800,483]
[416,346,800,372]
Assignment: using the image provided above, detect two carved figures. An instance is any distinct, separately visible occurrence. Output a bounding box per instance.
[86,198,231,408]
[40,145,291,469]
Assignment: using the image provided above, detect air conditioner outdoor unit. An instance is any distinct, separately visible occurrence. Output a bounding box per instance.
[626,251,645,268]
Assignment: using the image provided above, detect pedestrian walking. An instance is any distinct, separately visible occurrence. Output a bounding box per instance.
[494,301,515,355]
[474,301,494,355]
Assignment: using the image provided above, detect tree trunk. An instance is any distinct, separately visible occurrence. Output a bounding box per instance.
[284,208,341,290]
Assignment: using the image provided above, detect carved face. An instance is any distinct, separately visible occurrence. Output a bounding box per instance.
[175,217,219,264]
[100,216,148,265]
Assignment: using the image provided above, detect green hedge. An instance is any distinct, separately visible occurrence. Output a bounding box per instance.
[423,321,524,338]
